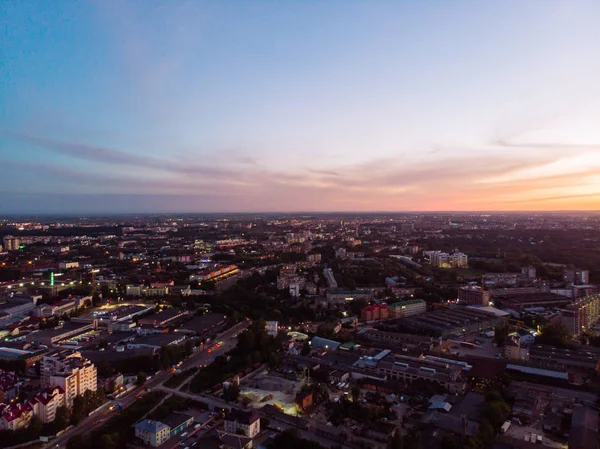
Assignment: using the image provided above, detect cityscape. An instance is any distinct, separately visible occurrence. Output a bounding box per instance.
[0,213,599,449]
[2,1,600,449]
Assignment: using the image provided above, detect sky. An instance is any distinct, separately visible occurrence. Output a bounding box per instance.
[1,1,600,214]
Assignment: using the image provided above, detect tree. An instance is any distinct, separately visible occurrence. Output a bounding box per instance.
[29,415,43,434]
[536,323,571,347]
[351,385,361,403]
[223,385,240,402]
[99,433,117,449]
[54,405,68,431]
[301,341,310,356]
[494,323,509,347]
[136,372,147,386]
[71,395,86,425]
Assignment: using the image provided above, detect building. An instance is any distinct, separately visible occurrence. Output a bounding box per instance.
[323,268,338,288]
[0,293,39,318]
[289,283,300,298]
[361,304,390,322]
[491,290,571,311]
[33,296,90,318]
[428,252,468,268]
[503,337,528,361]
[389,299,426,318]
[27,322,95,346]
[137,309,187,328]
[390,306,507,337]
[58,262,79,270]
[326,289,372,304]
[134,420,171,447]
[0,370,19,403]
[0,402,33,431]
[2,236,20,251]
[564,268,590,286]
[265,321,278,337]
[30,386,65,423]
[514,329,535,347]
[161,412,194,438]
[126,334,185,350]
[522,266,537,279]
[296,391,313,411]
[126,285,142,296]
[224,409,260,438]
[458,286,490,306]
[356,329,434,351]
[41,350,97,408]
[353,351,467,394]
[306,253,321,267]
[310,336,341,351]
[560,295,600,337]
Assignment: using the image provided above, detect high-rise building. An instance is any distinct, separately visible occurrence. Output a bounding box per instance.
[428,252,468,268]
[41,351,97,408]
[560,295,600,337]
[2,236,20,251]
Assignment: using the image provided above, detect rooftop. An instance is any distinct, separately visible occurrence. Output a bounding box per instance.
[134,419,170,434]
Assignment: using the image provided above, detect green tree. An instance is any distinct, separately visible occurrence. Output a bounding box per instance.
[54,405,68,431]
[494,324,509,347]
[71,395,86,425]
[136,372,147,386]
[351,385,361,403]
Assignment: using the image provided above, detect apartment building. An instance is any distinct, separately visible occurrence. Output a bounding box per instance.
[30,387,65,423]
[389,299,426,318]
[224,410,261,438]
[41,350,97,408]
[560,295,600,337]
[427,252,468,268]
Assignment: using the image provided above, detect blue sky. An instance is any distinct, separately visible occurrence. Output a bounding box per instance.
[1,1,600,213]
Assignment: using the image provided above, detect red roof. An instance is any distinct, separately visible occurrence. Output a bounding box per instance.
[0,402,32,422]
[33,386,64,406]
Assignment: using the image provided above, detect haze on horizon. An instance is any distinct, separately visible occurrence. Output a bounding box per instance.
[1,1,600,214]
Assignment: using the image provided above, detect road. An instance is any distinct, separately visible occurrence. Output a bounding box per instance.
[49,320,250,449]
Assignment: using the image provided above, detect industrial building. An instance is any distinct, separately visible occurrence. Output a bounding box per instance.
[458,286,490,306]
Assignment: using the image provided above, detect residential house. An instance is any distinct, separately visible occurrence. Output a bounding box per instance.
[224,410,260,438]
[134,420,171,447]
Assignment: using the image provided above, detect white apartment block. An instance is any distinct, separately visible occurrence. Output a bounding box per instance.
[41,350,97,409]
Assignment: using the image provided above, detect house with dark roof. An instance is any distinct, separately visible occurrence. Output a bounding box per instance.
[224,409,260,438]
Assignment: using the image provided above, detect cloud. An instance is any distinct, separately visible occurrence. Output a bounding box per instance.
[307,168,340,176]
[7,132,243,180]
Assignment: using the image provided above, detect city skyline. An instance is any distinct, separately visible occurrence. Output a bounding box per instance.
[2,1,600,213]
